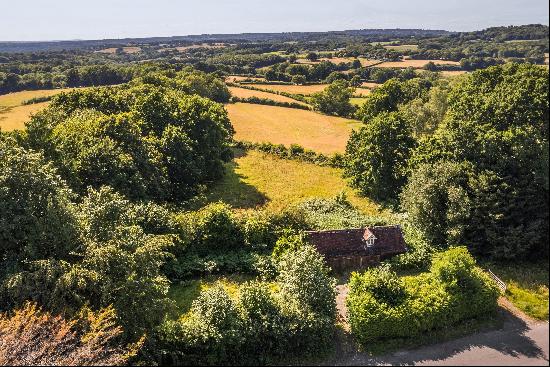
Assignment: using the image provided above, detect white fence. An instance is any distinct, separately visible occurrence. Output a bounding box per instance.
[488,269,507,293]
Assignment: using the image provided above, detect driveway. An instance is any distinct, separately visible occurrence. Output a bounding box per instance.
[325,286,549,366]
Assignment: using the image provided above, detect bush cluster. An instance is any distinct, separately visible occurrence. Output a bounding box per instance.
[235,141,345,168]
[347,247,500,343]
[230,96,311,110]
[156,245,337,365]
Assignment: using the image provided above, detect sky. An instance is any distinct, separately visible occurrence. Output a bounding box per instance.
[1,0,548,42]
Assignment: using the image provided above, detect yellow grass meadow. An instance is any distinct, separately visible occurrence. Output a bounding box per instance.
[204,149,380,214]
[228,86,309,105]
[226,103,362,155]
[0,88,82,131]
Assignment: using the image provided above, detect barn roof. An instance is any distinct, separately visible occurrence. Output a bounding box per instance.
[305,225,407,258]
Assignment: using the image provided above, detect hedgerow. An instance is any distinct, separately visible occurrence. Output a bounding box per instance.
[347,247,499,344]
[230,96,311,110]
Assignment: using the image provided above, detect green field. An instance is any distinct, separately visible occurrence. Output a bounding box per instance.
[486,262,549,320]
[201,149,380,214]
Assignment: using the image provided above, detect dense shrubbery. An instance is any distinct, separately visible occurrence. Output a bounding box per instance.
[23,82,234,202]
[230,96,311,110]
[345,112,416,202]
[156,245,336,365]
[347,247,500,343]
[311,80,356,117]
[165,203,308,279]
[404,63,549,260]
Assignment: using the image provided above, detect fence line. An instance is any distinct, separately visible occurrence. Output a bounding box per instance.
[488,269,507,293]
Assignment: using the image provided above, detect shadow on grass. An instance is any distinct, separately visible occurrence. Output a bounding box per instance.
[318,306,547,366]
[192,155,268,210]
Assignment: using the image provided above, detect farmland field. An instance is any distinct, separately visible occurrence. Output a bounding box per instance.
[373,59,461,68]
[0,88,82,131]
[247,83,330,95]
[384,44,419,51]
[226,103,362,154]
[203,149,380,214]
[228,86,309,105]
[350,97,368,106]
[225,75,266,83]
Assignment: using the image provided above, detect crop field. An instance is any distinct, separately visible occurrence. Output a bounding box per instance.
[203,149,380,214]
[247,83,330,95]
[0,88,82,131]
[353,89,370,97]
[226,103,362,154]
[373,59,461,68]
[228,86,309,105]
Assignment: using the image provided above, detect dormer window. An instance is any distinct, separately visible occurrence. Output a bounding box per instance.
[362,229,376,250]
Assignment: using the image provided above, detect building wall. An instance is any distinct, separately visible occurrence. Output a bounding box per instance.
[325,254,380,273]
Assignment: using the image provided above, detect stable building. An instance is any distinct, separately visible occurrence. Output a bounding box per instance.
[305,225,408,272]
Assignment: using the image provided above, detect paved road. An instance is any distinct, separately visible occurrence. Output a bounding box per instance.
[329,287,549,366]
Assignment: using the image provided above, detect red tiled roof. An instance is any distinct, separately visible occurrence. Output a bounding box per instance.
[305,225,407,258]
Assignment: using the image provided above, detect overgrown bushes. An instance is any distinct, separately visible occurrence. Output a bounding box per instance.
[230,96,311,110]
[156,245,337,365]
[347,247,500,343]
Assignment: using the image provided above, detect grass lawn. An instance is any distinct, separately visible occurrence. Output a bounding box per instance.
[228,86,309,106]
[168,274,255,314]
[484,262,549,320]
[226,103,363,155]
[202,149,380,214]
[383,44,419,51]
[0,88,82,131]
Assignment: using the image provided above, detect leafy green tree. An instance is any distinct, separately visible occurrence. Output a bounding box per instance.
[291,75,307,85]
[400,161,472,248]
[0,138,79,266]
[310,80,355,117]
[345,112,416,202]
[305,52,319,62]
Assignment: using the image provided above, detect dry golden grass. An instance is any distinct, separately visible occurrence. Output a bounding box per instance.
[0,103,49,131]
[228,86,308,105]
[439,70,468,77]
[0,88,83,131]
[358,58,382,67]
[353,89,370,97]
[226,103,362,155]
[374,59,461,69]
[350,97,368,106]
[205,150,380,214]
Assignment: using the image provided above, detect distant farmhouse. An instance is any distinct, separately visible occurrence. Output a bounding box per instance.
[306,226,407,272]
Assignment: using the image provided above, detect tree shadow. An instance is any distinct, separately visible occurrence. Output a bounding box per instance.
[322,306,548,366]
[197,158,268,209]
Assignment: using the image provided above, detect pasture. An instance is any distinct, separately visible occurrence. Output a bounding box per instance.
[228,86,309,105]
[383,44,419,51]
[226,103,362,154]
[203,149,380,214]
[373,59,461,68]
[225,75,266,83]
[0,88,82,131]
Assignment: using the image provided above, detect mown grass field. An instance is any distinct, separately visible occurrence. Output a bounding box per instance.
[486,262,549,320]
[0,88,81,131]
[226,103,362,154]
[228,86,309,105]
[350,97,368,106]
[373,59,461,69]
[202,149,380,214]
